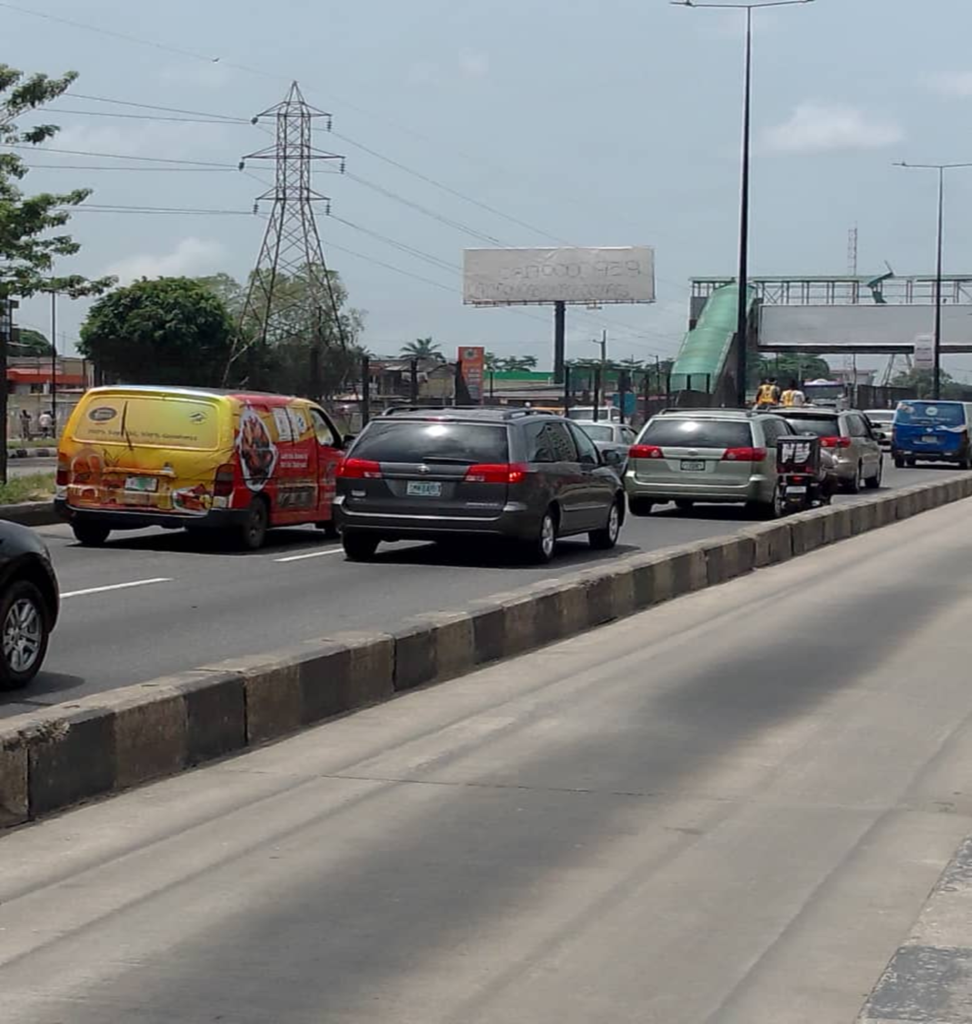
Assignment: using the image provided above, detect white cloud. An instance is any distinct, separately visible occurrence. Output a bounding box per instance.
[929,71,972,98]
[459,51,490,80]
[762,102,903,154]
[408,52,490,87]
[105,238,228,285]
[159,60,233,90]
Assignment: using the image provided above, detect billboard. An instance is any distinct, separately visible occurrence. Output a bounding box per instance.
[458,346,485,403]
[463,247,656,306]
[913,335,935,370]
[758,305,972,353]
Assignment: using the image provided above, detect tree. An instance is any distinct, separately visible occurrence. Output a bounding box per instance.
[13,327,52,355]
[484,351,501,372]
[754,353,831,387]
[402,336,444,362]
[891,368,964,400]
[502,355,538,372]
[79,278,235,386]
[0,65,113,479]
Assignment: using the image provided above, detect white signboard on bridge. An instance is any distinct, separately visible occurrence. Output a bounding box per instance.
[463,247,656,306]
[913,335,935,370]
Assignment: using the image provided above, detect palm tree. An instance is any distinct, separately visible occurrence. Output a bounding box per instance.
[484,351,502,371]
[503,355,539,372]
[401,336,444,362]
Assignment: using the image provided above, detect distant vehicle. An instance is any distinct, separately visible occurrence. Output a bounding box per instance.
[803,380,850,410]
[863,409,895,449]
[567,406,621,424]
[624,409,794,516]
[0,521,59,689]
[334,407,625,564]
[56,386,348,550]
[892,400,972,469]
[777,408,883,492]
[574,420,638,473]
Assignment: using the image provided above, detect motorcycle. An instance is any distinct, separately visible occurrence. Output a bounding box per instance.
[775,435,835,515]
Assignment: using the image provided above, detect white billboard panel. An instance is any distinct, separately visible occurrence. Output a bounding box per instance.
[913,335,935,370]
[759,305,972,353]
[463,247,656,306]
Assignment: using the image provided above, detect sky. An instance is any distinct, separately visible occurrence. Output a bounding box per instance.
[6,0,972,376]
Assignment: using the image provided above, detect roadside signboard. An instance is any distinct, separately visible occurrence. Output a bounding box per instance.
[458,346,485,403]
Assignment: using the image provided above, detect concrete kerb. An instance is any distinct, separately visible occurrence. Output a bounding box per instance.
[0,501,59,528]
[4,476,972,827]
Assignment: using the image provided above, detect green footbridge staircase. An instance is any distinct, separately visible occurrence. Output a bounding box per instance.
[669,283,757,401]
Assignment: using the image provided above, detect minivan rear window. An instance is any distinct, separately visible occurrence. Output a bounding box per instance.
[641,419,751,449]
[352,420,509,463]
[73,395,220,450]
[896,402,966,427]
[779,415,840,438]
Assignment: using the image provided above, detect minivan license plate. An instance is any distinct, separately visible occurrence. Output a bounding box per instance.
[125,475,157,492]
[922,435,937,444]
[406,481,442,497]
[680,460,706,472]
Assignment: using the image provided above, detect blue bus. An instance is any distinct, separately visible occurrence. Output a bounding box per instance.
[892,400,972,468]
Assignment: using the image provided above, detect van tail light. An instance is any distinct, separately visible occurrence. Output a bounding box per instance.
[722,447,767,463]
[821,436,852,449]
[336,458,382,480]
[214,463,236,497]
[630,445,664,460]
[464,463,527,484]
[56,457,69,487]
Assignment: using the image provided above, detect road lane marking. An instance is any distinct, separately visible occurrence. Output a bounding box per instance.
[275,548,344,563]
[61,577,173,599]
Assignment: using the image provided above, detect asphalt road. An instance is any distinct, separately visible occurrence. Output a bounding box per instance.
[4,499,972,1023]
[0,464,961,718]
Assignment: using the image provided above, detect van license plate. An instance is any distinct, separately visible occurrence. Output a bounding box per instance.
[680,460,706,472]
[406,481,442,497]
[922,435,937,444]
[125,476,157,492]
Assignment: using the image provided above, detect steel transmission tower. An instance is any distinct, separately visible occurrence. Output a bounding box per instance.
[226,81,345,385]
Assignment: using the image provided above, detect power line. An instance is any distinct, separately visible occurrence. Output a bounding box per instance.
[24,163,236,173]
[66,93,250,122]
[5,144,232,168]
[69,204,255,215]
[48,106,250,126]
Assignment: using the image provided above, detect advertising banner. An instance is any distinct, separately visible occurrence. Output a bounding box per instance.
[913,335,935,370]
[458,346,486,403]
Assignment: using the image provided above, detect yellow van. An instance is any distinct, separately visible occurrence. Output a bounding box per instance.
[56,386,347,549]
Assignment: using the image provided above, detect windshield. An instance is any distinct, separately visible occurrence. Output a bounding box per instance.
[351,420,509,463]
[641,419,752,448]
[780,415,841,438]
[72,395,220,450]
[579,424,615,442]
[895,402,966,427]
[865,410,894,423]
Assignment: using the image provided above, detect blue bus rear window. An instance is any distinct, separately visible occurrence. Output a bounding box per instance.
[896,403,966,427]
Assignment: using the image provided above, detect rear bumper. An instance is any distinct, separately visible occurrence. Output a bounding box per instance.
[334,498,538,541]
[892,448,964,462]
[623,471,772,504]
[55,499,249,532]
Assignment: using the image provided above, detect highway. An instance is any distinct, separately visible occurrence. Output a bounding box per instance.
[0,464,961,718]
[3,497,972,1023]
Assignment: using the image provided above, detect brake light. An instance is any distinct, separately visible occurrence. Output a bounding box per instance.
[820,436,852,449]
[464,463,527,484]
[336,458,382,480]
[722,447,767,462]
[214,463,236,497]
[630,445,664,460]
[56,457,69,487]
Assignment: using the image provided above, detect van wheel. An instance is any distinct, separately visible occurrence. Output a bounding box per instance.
[342,531,380,561]
[628,498,654,517]
[238,498,269,551]
[865,459,883,490]
[590,499,622,550]
[894,456,905,469]
[316,520,340,539]
[521,509,558,564]
[72,521,111,547]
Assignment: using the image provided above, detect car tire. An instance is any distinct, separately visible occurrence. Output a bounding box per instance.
[628,497,654,517]
[674,499,694,512]
[589,499,622,551]
[238,497,269,551]
[522,509,558,564]
[894,456,905,469]
[72,521,111,547]
[0,579,50,690]
[316,520,340,539]
[865,459,883,490]
[842,463,863,494]
[342,531,380,562]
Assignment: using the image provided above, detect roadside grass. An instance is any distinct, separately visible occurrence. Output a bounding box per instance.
[0,472,55,504]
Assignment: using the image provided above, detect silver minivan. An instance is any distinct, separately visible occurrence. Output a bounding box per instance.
[625,410,792,515]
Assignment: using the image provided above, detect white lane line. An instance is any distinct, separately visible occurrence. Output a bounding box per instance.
[275,548,344,564]
[61,577,173,599]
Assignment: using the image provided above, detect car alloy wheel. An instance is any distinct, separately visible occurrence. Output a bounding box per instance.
[3,593,43,676]
[540,513,556,560]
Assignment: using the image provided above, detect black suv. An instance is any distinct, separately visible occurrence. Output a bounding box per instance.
[334,407,626,563]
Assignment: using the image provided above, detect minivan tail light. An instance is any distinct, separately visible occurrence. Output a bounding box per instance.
[336,458,382,480]
[630,445,664,460]
[214,463,236,497]
[56,457,69,487]
[464,463,527,484]
[722,446,767,462]
[820,436,852,449]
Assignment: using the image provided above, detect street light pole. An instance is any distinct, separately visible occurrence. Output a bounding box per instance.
[894,161,972,400]
[673,0,815,407]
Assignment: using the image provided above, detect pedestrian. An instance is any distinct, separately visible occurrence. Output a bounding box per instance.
[38,410,53,439]
[19,408,31,441]
[789,382,807,407]
[755,379,778,410]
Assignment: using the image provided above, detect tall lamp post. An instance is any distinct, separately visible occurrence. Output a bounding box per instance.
[893,161,972,400]
[673,0,815,407]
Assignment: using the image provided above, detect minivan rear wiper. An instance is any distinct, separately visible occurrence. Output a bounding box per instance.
[415,455,473,464]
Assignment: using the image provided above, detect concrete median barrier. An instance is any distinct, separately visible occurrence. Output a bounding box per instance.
[0,500,59,528]
[5,475,972,827]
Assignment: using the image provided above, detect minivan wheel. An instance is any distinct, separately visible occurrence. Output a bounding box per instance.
[675,499,694,512]
[628,497,654,517]
[865,459,883,490]
[342,531,380,562]
[72,521,111,547]
[894,456,905,469]
[842,463,863,494]
[522,510,557,564]
[590,499,622,550]
[238,498,269,551]
[0,580,49,690]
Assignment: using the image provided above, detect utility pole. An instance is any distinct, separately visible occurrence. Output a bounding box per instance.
[553,301,566,385]
[50,286,57,428]
[228,82,347,388]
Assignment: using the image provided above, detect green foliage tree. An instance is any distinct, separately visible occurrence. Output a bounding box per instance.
[501,355,538,372]
[753,353,832,386]
[0,64,113,478]
[891,368,964,400]
[13,327,52,355]
[79,278,235,386]
[402,336,444,362]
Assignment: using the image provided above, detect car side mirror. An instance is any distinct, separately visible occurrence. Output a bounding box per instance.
[343,433,357,447]
[603,449,623,467]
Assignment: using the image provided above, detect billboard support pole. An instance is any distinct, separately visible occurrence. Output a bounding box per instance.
[564,364,571,413]
[593,368,602,422]
[361,354,370,427]
[554,301,566,384]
